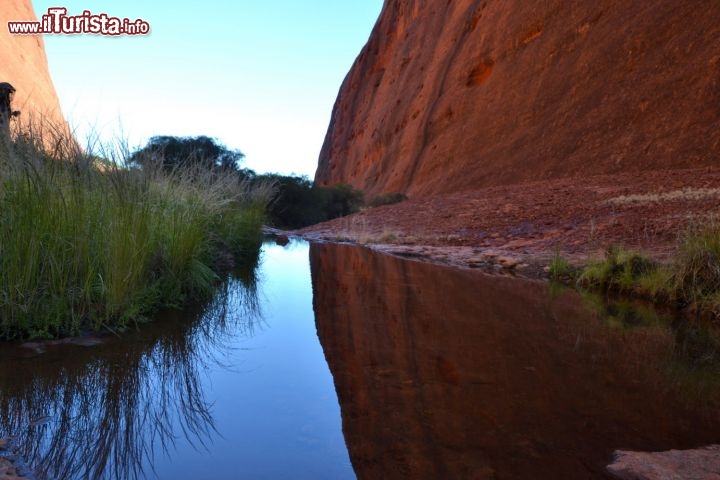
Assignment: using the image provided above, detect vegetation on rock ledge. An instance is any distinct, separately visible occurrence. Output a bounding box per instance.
[555,222,720,320]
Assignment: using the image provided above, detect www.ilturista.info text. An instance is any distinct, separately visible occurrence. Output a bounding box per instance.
[8,8,150,36]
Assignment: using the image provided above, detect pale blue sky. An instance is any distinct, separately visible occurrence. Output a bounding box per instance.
[32,1,383,176]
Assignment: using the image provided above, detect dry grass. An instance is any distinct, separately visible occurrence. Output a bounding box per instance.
[606,188,720,206]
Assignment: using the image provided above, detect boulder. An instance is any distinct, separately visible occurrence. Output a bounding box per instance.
[607,445,720,480]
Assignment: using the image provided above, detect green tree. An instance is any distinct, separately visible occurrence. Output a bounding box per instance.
[129,135,249,174]
[258,174,364,228]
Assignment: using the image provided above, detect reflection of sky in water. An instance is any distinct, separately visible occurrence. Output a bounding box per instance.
[0,240,354,480]
[152,240,353,479]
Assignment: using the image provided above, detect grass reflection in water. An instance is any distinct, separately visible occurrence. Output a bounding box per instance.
[0,262,262,480]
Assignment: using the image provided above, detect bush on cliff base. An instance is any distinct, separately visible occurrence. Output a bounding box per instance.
[259,174,363,229]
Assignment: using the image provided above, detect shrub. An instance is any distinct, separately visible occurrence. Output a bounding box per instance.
[259,174,363,229]
[321,183,364,219]
[367,192,407,208]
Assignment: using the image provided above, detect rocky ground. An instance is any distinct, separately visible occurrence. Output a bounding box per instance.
[298,168,720,277]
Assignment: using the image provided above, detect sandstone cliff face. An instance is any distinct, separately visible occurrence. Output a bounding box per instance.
[0,1,68,135]
[316,0,720,197]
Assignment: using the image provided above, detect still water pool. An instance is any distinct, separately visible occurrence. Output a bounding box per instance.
[1,239,720,479]
[0,240,352,479]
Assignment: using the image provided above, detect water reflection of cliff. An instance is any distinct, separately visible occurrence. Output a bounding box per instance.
[310,243,720,479]
[0,271,260,480]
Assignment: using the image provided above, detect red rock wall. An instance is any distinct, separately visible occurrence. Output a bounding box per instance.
[0,1,70,136]
[316,0,720,197]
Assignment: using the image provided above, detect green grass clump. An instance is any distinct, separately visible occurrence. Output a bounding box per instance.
[548,249,574,282]
[577,222,720,318]
[674,223,720,311]
[578,246,660,294]
[367,192,408,208]
[0,128,271,340]
[636,266,674,301]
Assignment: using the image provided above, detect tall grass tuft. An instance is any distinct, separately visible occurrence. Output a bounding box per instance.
[674,222,720,308]
[578,246,657,293]
[0,125,272,339]
[548,248,574,282]
[576,222,720,318]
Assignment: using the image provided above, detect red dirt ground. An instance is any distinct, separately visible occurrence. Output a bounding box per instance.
[297,168,720,277]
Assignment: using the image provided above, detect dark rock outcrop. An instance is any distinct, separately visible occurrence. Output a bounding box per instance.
[316,0,720,197]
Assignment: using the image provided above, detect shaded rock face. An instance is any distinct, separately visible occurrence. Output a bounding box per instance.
[316,0,720,197]
[310,243,720,479]
[0,1,69,135]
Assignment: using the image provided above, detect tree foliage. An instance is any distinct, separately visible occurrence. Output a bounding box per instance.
[258,174,364,229]
[129,136,248,174]
[128,136,366,229]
